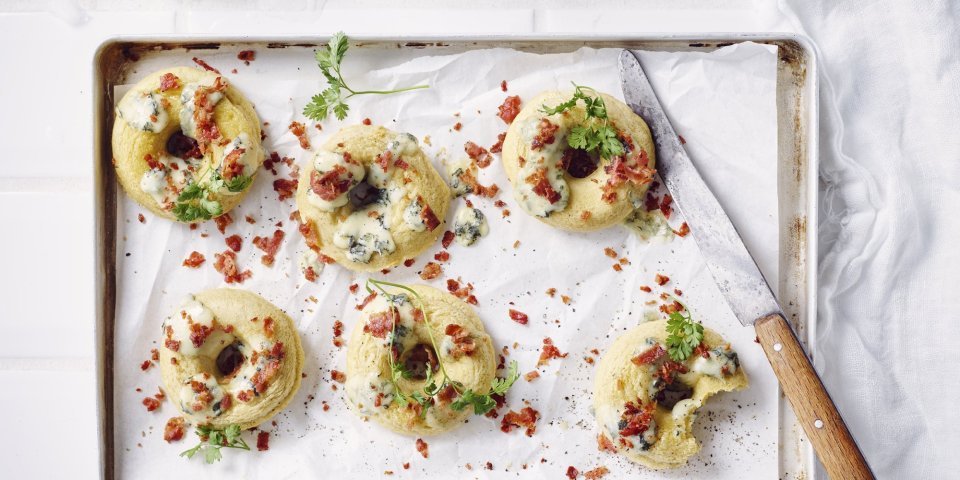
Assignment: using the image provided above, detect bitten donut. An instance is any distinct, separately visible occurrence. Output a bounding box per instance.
[345,285,496,435]
[592,320,747,469]
[112,67,264,222]
[158,289,304,430]
[295,125,451,271]
[501,90,656,231]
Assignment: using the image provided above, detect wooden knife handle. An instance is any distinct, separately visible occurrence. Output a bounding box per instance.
[755,313,874,479]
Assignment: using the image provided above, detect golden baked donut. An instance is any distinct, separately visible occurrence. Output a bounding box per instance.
[158,289,304,430]
[295,125,451,271]
[111,67,263,223]
[501,90,656,231]
[345,284,497,435]
[592,319,748,469]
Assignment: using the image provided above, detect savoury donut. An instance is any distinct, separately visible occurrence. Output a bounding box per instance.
[501,90,656,231]
[112,67,264,223]
[345,285,496,435]
[158,289,304,430]
[295,125,451,271]
[592,320,748,469]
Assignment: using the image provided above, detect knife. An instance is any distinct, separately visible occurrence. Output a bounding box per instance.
[618,49,873,479]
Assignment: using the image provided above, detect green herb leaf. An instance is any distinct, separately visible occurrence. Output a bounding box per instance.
[539,83,625,161]
[666,310,704,362]
[179,424,250,465]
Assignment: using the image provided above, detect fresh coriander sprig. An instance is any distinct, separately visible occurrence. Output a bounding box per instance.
[303,32,429,122]
[365,279,520,418]
[665,298,704,362]
[172,166,252,222]
[540,83,625,160]
[180,424,250,464]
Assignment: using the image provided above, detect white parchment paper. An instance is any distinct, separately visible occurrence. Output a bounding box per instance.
[113,42,779,478]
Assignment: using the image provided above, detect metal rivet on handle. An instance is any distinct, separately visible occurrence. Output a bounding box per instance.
[773,343,782,352]
[814,419,824,429]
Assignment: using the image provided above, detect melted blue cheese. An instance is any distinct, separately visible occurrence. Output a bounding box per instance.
[298,249,325,277]
[307,150,365,211]
[346,371,396,415]
[624,209,673,242]
[445,157,474,197]
[402,197,427,232]
[138,154,197,207]
[215,132,256,187]
[364,293,418,350]
[179,81,224,138]
[118,91,169,132]
[161,295,215,356]
[333,186,401,263]
[453,206,489,246]
[178,373,226,420]
[688,347,739,377]
[368,133,418,188]
[514,116,570,217]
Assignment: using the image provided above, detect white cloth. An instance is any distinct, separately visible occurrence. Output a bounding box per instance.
[766,1,960,477]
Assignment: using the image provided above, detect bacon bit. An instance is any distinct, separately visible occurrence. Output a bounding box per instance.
[597,433,617,453]
[545,288,557,297]
[192,57,220,74]
[655,274,670,285]
[363,310,395,338]
[441,231,455,249]
[213,214,233,235]
[356,292,377,310]
[693,342,711,359]
[584,357,595,365]
[237,390,252,402]
[612,264,623,272]
[420,262,443,280]
[644,192,660,212]
[561,295,571,305]
[619,400,656,437]
[419,200,441,231]
[537,337,568,366]
[158,73,180,91]
[657,360,689,384]
[465,141,493,168]
[490,132,506,153]
[140,360,152,371]
[566,466,579,479]
[237,50,256,65]
[584,467,609,479]
[639,285,652,293]
[673,288,683,297]
[674,222,690,237]
[501,80,508,92]
[497,95,522,125]
[333,320,344,347]
[603,247,617,258]
[679,134,686,145]
[415,438,429,459]
[394,157,410,170]
[660,194,673,218]
[362,118,372,125]
[250,344,285,394]
[256,431,270,451]
[508,309,529,325]
[580,210,595,221]
[433,251,450,263]
[458,166,500,198]
[403,258,415,267]
[253,229,285,266]
[348,283,359,294]
[272,177,298,201]
[330,370,346,383]
[142,396,161,412]
[444,324,476,358]
[500,407,540,436]
[531,119,559,150]
[182,251,206,268]
[525,168,561,203]
[225,234,242,252]
[213,250,252,284]
[631,344,666,365]
[263,317,275,338]
[446,278,477,304]
[310,164,351,201]
[604,150,655,191]
[524,370,540,382]
[403,463,411,470]
[453,122,462,131]
[163,417,186,442]
[289,121,311,149]
[150,348,159,361]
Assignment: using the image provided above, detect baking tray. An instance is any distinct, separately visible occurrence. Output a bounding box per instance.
[93,34,818,480]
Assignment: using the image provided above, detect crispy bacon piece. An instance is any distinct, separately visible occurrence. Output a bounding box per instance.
[159,73,180,91]
[531,119,559,150]
[238,50,256,64]
[444,324,476,358]
[420,202,441,231]
[356,292,377,310]
[415,438,429,459]
[256,431,270,451]
[237,390,253,402]
[490,132,506,153]
[566,466,579,479]
[376,150,392,170]
[273,177,298,201]
[674,222,690,237]
[501,80,508,92]
[597,433,617,453]
[458,166,500,198]
[497,95,522,125]
[363,309,396,339]
[619,400,655,437]
[584,466,610,479]
[221,145,247,181]
[631,344,666,365]
[500,407,540,436]
[508,309,529,325]
[693,342,711,359]
[214,213,233,234]
[142,396,161,412]
[182,251,205,268]
[657,360,689,384]
[603,247,617,258]
[525,168,561,204]
[446,278,477,304]
[192,57,220,73]
[453,122,462,131]
[441,231,455,249]
[524,370,540,382]
[213,250,252,284]
[251,351,284,394]
[163,417,186,442]
[660,194,673,219]
[187,320,213,349]
[465,141,493,168]
[433,251,450,262]
[253,229,285,266]
[537,337,568,366]
[192,77,227,152]
[330,370,346,383]
[639,285,652,293]
[289,121,311,149]
[654,274,669,286]
[263,316,275,338]
[604,150,655,189]
[420,262,443,280]
[225,234,242,252]
[310,165,351,201]
[333,320,344,347]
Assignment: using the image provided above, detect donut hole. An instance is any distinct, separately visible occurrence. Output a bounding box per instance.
[215,342,246,378]
[400,343,439,380]
[348,179,384,209]
[561,147,600,179]
[654,381,694,409]
[166,130,202,159]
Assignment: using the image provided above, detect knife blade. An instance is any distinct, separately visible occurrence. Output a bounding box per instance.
[618,49,873,479]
